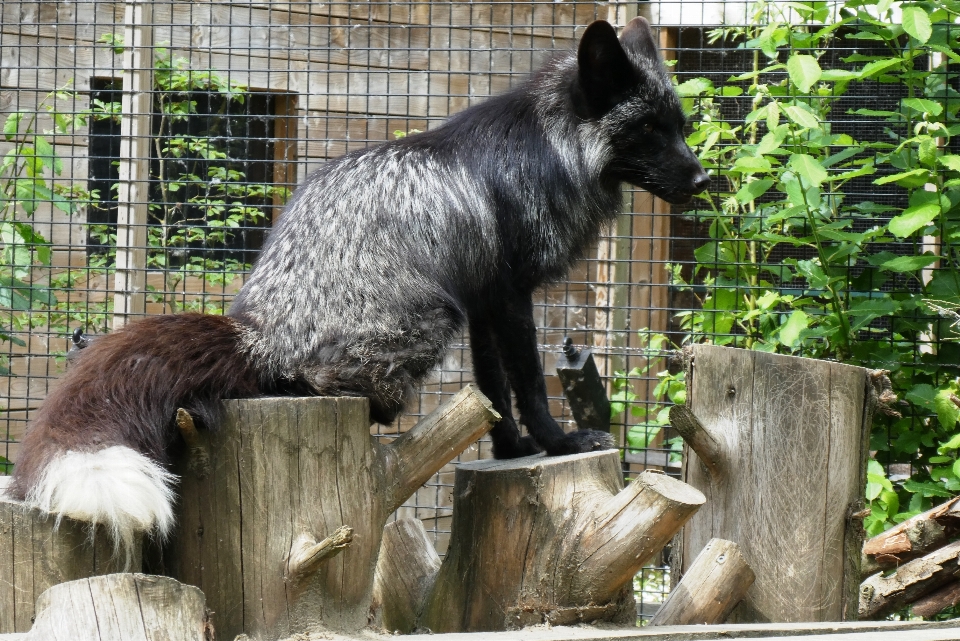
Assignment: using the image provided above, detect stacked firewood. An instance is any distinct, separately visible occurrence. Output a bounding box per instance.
[860,495,960,618]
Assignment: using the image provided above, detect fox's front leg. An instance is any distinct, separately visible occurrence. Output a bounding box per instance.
[485,290,614,456]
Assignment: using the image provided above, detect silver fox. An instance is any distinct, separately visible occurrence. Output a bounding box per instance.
[9,17,708,553]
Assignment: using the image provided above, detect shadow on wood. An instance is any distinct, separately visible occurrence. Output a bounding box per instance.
[162,385,498,640]
[672,344,876,623]
[375,450,705,633]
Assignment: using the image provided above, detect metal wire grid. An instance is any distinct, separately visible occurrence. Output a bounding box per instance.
[1,0,943,620]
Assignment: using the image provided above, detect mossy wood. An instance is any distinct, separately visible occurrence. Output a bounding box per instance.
[0,480,139,634]
[414,451,704,632]
[162,386,498,640]
[672,344,876,623]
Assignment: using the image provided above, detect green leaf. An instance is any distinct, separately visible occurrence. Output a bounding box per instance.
[903,479,954,498]
[859,57,904,79]
[675,77,713,97]
[779,310,809,347]
[872,253,939,272]
[935,390,960,431]
[3,112,24,141]
[901,98,944,117]
[940,155,960,172]
[784,105,821,129]
[787,54,822,93]
[874,168,929,186]
[33,136,62,176]
[901,5,932,44]
[888,201,940,238]
[788,153,828,187]
[735,178,774,203]
[906,383,938,410]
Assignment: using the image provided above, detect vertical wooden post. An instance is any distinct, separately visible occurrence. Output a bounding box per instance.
[164,387,498,640]
[673,345,875,622]
[112,0,153,329]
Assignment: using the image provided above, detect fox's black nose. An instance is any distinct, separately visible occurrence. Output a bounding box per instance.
[691,171,710,193]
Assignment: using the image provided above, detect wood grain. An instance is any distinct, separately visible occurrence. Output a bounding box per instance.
[0,488,136,634]
[676,345,871,623]
[421,453,704,632]
[650,538,754,625]
[165,388,496,640]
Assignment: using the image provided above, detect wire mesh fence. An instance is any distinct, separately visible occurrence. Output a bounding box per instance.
[1,0,958,622]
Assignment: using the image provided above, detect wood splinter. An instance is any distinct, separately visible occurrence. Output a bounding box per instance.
[176,408,210,478]
[286,526,354,581]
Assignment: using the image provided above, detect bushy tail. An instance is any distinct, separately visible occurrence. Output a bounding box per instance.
[7,313,261,556]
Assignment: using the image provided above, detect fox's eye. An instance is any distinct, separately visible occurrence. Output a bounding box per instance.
[643,123,656,134]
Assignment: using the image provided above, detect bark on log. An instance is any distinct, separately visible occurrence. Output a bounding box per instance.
[370,518,441,633]
[860,540,960,619]
[862,496,960,575]
[910,580,960,618]
[674,344,875,623]
[649,538,754,626]
[162,386,498,641]
[13,574,210,641]
[0,479,139,634]
[419,451,705,632]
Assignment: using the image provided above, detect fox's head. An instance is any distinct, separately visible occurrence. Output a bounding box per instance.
[573,18,709,204]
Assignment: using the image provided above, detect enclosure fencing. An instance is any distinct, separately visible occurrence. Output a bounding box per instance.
[2,0,959,620]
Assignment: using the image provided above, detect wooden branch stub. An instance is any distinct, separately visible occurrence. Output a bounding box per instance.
[25,574,210,641]
[421,451,705,632]
[573,471,706,600]
[910,580,960,618]
[371,518,441,633]
[176,408,210,478]
[862,495,960,573]
[860,539,960,619]
[669,404,724,479]
[386,385,499,512]
[650,538,754,626]
[286,526,354,582]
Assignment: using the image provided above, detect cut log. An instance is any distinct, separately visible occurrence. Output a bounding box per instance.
[862,496,960,575]
[370,518,441,633]
[673,344,876,623]
[649,538,754,626]
[910,580,960,618]
[162,386,498,641]
[19,574,210,641]
[860,540,960,619]
[419,451,705,632]
[0,478,139,634]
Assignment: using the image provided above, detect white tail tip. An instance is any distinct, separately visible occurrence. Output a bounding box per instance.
[26,445,177,558]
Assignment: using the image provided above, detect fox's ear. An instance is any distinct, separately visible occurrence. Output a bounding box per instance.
[577,20,637,113]
[619,16,661,64]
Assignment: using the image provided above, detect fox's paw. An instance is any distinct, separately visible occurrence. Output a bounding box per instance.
[547,429,615,456]
[492,435,542,459]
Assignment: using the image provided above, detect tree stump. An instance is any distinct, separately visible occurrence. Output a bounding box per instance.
[649,538,754,626]
[416,451,705,632]
[672,344,877,623]
[162,386,498,641]
[0,479,138,634]
[14,574,210,641]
